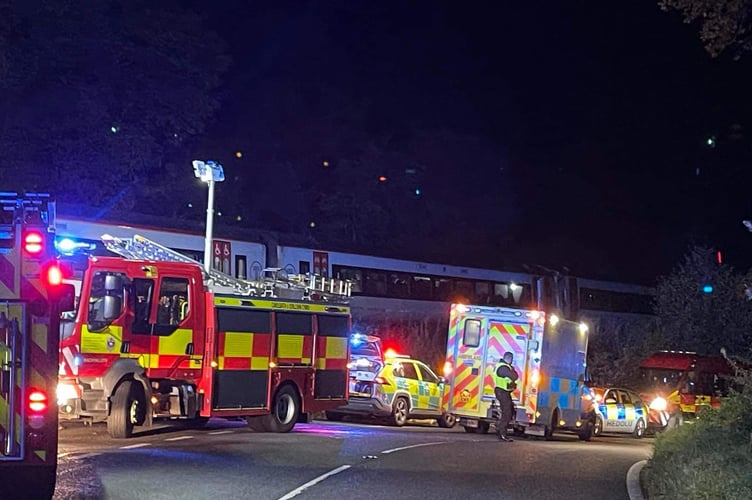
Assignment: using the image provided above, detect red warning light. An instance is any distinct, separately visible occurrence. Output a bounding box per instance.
[46,264,64,286]
[717,250,723,264]
[23,231,44,255]
[378,176,387,182]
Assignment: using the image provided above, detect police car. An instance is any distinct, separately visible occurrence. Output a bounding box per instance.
[590,386,649,438]
[327,352,456,428]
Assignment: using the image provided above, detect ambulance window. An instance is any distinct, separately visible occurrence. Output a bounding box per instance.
[132,278,154,335]
[417,362,439,384]
[463,319,481,347]
[401,362,418,380]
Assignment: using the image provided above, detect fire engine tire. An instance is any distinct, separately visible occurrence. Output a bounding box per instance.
[437,412,456,428]
[264,385,300,433]
[246,415,269,432]
[325,411,345,422]
[391,396,409,426]
[108,380,145,438]
[633,418,646,439]
[593,416,603,437]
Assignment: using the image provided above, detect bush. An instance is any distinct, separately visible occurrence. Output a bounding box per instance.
[645,361,752,499]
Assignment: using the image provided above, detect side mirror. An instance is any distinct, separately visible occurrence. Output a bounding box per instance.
[104,274,123,291]
[103,295,123,320]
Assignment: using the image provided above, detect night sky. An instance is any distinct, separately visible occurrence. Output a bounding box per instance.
[190,1,752,285]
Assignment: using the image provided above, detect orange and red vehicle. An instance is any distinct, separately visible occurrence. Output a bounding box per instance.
[0,193,73,499]
[638,350,734,430]
[57,234,352,437]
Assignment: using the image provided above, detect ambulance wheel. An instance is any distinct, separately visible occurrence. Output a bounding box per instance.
[578,419,594,441]
[593,416,603,437]
[544,410,559,441]
[633,418,646,439]
[477,421,490,434]
[264,385,300,433]
[463,425,477,433]
[437,412,456,428]
[391,396,409,426]
[108,380,145,438]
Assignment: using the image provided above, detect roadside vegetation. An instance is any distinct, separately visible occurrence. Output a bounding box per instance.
[644,360,752,499]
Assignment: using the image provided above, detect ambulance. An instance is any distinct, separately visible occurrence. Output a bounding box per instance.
[443,304,595,440]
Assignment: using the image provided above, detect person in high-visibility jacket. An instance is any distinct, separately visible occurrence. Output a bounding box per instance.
[493,351,519,442]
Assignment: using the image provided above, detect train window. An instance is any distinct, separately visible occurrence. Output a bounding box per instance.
[333,265,363,294]
[463,319,481,347]
[299,261,310,275]
[411,276,433,300]
[454,280,473,302]
[475,281,491,304]
[364,270,387,296]
[387,272,409,298]
[434,278,453,301]
[235,255,247,279]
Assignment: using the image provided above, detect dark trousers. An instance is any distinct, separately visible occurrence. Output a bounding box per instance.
[494,387,514,437]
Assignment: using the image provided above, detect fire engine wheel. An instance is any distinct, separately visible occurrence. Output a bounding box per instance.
[264,385,300,433]
[633,418,646,439]
[593,416,603,437]
[108,380,145,439]
[437,412,456,428]
[391,397,409,426]
[245,415,269,432]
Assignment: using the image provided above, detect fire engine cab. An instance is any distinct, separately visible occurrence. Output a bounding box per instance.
[57,234,352,438]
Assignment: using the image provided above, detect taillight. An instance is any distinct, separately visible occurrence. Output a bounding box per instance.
[374,376,390,385]
[23,230,44,255]
[28,389,48,413]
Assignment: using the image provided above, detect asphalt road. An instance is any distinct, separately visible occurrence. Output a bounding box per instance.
[54,418,652,500]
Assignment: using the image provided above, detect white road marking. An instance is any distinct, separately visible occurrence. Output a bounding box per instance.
[73,452,101,460]
[381,441,447,454]
[276,465,351,500]
[120,443,152,449]
[57,452,69,458]
[165,435,194,442]
[208,430,235,435]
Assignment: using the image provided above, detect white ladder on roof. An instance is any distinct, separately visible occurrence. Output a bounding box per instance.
[100,234,352,301]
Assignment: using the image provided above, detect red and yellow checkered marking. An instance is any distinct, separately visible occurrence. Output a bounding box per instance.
[315,335,347,370]
[218,332,271,370]
[482,322,528,400]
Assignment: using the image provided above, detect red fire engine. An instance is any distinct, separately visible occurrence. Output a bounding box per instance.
[57,234,352,438]
[638,350,734,429]
[0,193,73,499]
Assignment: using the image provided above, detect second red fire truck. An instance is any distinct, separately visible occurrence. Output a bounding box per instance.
[57,234,352,437]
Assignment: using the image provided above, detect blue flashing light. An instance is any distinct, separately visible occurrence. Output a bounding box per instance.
[350,333,364,347]
[55,237,95,256]
[702,285,714,294]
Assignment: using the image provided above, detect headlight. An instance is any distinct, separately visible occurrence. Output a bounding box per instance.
[57,382,80,405]
[355,358,371,368]
[649,396,667,411]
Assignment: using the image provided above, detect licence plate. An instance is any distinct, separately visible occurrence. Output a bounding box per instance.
[353,371,375,381]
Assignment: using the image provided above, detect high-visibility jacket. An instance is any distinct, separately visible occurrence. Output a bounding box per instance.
[494,361,517,392]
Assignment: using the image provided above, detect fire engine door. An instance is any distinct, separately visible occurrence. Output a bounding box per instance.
[0,304,25,460]
[130,276,201,378]
[482,320,529,404]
